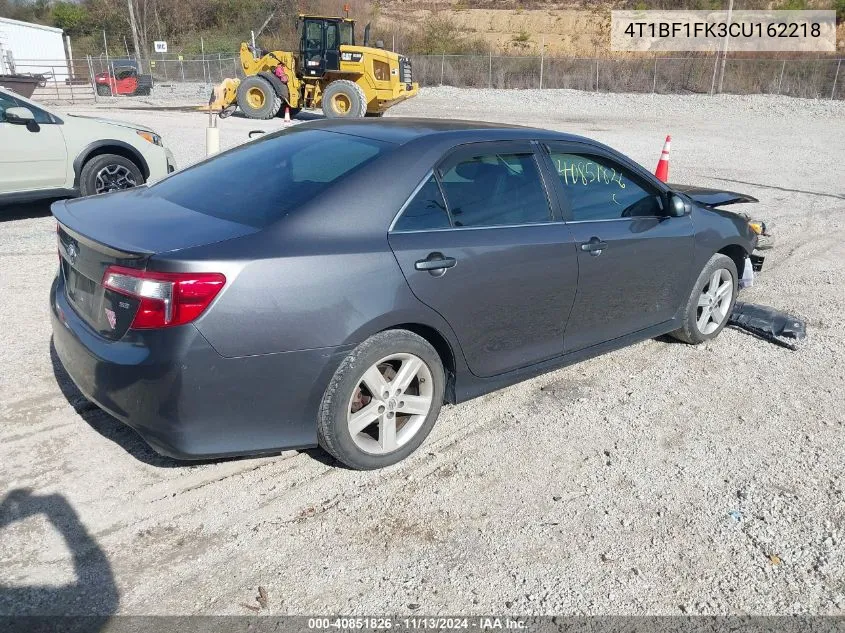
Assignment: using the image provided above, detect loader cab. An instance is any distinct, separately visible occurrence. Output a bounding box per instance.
[299,16,355,77]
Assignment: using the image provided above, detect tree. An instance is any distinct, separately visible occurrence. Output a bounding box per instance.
[53,2,89,35]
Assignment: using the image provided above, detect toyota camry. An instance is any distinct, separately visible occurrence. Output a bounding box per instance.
[51,119,757,469]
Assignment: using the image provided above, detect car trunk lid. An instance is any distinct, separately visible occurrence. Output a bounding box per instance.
[53,188,259,340]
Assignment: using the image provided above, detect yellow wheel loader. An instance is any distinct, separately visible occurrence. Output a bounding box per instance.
[211,14,419,120]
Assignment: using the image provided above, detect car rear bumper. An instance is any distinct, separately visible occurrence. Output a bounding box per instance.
[50,273,349,460]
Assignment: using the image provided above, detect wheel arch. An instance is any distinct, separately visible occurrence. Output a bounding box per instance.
[717,242,748,278]
[73,141,149,188]
[384,323,457,404]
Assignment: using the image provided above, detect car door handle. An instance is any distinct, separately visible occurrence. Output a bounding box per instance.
[415,253,457,273]
[580,237,608,256]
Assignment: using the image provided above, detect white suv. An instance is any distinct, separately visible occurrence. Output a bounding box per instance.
[0,87,175,204]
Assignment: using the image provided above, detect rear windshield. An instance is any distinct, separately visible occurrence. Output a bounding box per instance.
[151,128,391,227]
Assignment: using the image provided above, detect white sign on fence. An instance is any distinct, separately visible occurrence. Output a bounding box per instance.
[154,41,168,53]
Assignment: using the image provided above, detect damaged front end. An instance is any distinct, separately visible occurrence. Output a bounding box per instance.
[670,183,772,273]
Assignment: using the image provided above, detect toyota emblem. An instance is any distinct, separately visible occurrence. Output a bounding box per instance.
[67,242,79,265]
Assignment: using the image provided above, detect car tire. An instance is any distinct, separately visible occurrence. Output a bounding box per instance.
[237,76,281,119]
[670,253,738,344]
[96,84,112,96]
[322,80,367,118]
[318,330,445,470]
[79,154,144,197]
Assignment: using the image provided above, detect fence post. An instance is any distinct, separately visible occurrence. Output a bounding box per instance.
[218,53,223,81]
[832,59,841,101]
[777,59,786,95]
[709,53,718,95]
[595,59,599,91]
[652,58,658,93]
[440,52,445,86]
[87,55,97,102]
[488,50,492,88]
[539,36,544,90]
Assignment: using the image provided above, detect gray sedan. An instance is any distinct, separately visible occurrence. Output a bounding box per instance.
[50,119,757,469]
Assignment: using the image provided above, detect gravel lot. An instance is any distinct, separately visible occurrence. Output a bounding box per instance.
[1,87,844,617]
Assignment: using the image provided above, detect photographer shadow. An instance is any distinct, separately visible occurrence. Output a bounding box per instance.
[0,489,118,631]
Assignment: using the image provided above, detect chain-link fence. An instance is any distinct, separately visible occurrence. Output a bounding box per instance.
[410,54,844,100]
[9,53,843,105]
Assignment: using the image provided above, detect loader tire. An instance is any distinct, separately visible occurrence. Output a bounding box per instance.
[322,80,366,118]
[237,76,281,119]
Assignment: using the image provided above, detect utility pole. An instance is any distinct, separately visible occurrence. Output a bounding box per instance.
[126,0,143,63]
[716,0,734,94]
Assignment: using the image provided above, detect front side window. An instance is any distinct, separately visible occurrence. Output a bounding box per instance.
[151,128,389,228]
[326,22,338,50]
[0,92,52,124]
[438,152,550,228]
[304,21,323,54]
[393,176,450,232]
[548,152,663,221]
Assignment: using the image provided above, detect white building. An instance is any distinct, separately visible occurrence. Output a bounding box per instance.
[0,16,69,80]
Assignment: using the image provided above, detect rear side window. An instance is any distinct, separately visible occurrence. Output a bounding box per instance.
[438,153,550,228]
[548,152,664,221]
[393,176,450,232]
[151,129,389,227]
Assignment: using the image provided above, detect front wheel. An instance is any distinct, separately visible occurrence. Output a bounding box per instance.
[670,253,738,344]
[318,330,445,470]
[79,154,144,197]
[321,80,367,118]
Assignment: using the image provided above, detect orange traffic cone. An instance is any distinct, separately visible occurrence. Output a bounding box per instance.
[654,135,671,182]
[283,106,292,126]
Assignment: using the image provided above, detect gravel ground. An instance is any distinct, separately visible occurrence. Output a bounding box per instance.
[1,87,844,617]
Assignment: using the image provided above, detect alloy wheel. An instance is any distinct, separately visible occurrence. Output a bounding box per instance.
[347,353,434,455]
[696,268,733,335]
[94,165,138,194]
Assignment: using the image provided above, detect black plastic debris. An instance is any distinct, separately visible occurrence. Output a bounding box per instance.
[728,302,807,351]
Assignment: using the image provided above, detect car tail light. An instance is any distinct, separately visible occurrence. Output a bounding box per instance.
[102,266,225,329]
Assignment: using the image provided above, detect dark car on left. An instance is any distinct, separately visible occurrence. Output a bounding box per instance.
[50,118,758,469]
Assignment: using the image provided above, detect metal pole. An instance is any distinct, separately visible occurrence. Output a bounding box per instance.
[180,57,185,82]
[709,50,719,95]
[251,30,256,49]
[87,55,98,102]
[652,57,658,93]
[124,35,130,58]
[103,30,111,92]
[440,52,445,85]
[201,37,207,85]
[831,59,841,100]
[717,0,734,93]
[539,36,544,89]
[595,59,599,91]
[218,52,223,81]
[488,50,492,88]
[777,59,786,95]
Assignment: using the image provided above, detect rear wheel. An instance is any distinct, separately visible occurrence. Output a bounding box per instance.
[96,84,112,96]
[321,80,367,118]
[237,76,281,119]
[79,154,144,197]
[318,330,445,470]
[670,253,738,344]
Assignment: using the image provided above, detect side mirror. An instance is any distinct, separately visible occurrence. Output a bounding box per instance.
[6,106,35,125]
[668,193,689,217]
